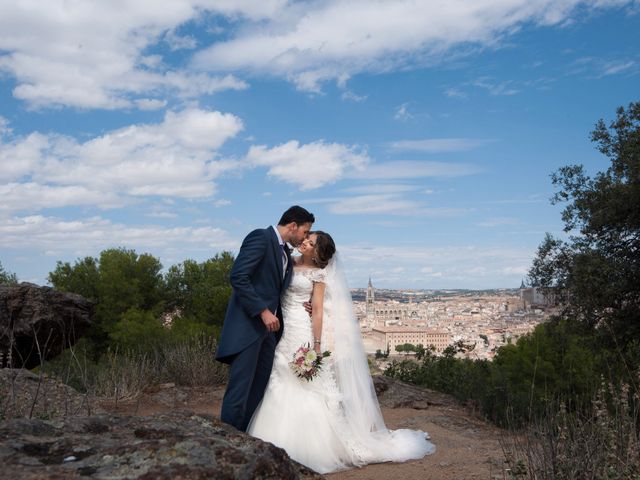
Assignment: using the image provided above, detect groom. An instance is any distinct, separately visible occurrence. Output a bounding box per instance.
[216,205,315,431]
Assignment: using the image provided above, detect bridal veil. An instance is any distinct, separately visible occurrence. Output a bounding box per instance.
[322,253,435,464]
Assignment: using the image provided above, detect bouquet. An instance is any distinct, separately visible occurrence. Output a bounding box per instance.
[289,344,331,381]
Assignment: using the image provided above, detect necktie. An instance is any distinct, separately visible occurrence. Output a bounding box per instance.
[280,243,288,277]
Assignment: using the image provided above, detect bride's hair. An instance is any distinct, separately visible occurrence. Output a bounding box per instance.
[311,231,336,268]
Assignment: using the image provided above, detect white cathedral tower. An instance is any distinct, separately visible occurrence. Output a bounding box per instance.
[365,277,376,327]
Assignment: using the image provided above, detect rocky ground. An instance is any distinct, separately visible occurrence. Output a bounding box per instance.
[1,371,507,479]
[98,376,507,479]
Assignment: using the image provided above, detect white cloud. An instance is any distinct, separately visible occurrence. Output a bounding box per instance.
[394,103,413,121]
[481,195,546,205]
[0,108,243,212]
[341,90,368,102]
[389,138,492,153]
[0,214,240,284]
[565,55,639,79]
[601,60,635,76]
[471,77,520,96]
[164,29,198,51]
[1,1,632,106]
[595,58,638,78]
[344,184,418,194]
[0,116,11,136]
[327,194,424,215]
[339,242,535,288]
[246,140,369,190]
[448,74,557,98]
[0,1,259,109]
[0,214,238,253]
[146,211,178,219]
[135,98,168,110]
[160,72,248,98]
[193,0,634,92]
[349,160,482,180]
[0,183,123,212]
[302,192,469,216]
[0,132,49,182]
[420,267,444,277]
[500,265,529,276]
[475,217,520,227]
[444,87,468,99]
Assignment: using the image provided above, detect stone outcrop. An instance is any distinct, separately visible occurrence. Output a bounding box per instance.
[0,368,103,420]
[0,411,325,480]
[0,283,92,369]
[372,374,456,409]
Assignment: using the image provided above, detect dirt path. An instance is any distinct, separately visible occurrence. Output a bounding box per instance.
[327,405,505,480]
[99,384,506,480]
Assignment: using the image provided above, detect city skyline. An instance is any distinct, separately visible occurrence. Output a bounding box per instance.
[1,1,639,289]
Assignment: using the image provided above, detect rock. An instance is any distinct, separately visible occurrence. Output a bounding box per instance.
[0,283,93,369]
[0,368,104,420]
[372,375,456,409]
[0,411,325,479]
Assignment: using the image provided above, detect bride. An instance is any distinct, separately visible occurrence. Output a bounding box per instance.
[247,231,435,473]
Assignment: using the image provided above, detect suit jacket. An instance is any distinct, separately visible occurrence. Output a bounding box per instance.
[216,226,293,363]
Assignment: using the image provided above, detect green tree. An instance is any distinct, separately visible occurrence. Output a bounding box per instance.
[96,248,165,325]
[164,252,234,329]
[0,261,18,285]
[48,256,99,301]
[489,320,598,424]
[403,343,416,352]
[395,343,417,355]
[48,248,166,356]
[109,307,167,352]
[385,103,640,429]
[529,102,640,352]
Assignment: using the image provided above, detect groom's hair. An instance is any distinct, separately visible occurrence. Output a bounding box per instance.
[278,205,315,226]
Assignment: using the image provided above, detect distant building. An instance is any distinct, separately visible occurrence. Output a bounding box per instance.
[354,279,549,361]
[364,278,428,327]
[365,277,375,319]
[520,286,556,309]
[371,326,451,353]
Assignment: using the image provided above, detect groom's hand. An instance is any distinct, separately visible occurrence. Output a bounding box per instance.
[260,309,280,332]
[303,301,313,317]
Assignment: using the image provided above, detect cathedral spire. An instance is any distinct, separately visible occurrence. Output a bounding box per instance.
[366,277,375,317]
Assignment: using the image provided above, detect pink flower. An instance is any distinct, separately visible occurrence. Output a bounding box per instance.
[289,343,332,382]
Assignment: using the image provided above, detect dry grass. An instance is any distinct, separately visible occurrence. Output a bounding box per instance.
[89,349,158,400]
[0,368,100,420]
[161,334,227,387]
[88,334,228,401]
[2,334,228,418]
[500,379,640,480]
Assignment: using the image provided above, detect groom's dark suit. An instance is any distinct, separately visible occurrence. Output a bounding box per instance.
[217,226,293,431]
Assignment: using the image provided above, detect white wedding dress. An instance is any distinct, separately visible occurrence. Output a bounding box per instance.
[248,257,435,473]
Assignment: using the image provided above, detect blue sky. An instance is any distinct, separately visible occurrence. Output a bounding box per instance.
[0,0,638,289]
